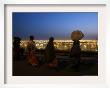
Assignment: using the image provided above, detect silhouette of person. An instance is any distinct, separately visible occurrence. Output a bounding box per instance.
[13,37,21,60]
[70,40,81,71]
[45,37,57,67]
[26,35,39,66]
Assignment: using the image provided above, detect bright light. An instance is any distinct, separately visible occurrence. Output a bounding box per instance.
[20,40,98,51]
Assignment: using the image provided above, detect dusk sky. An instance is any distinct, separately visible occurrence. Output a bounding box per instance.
[13,12,98,40]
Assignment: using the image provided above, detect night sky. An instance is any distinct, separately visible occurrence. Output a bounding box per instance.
[13,12,98,40]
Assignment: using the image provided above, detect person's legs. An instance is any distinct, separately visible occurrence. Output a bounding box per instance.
[74,56,81,71]
[48,58,58,68]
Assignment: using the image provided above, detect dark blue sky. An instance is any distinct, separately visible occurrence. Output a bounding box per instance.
[13,12,98,40]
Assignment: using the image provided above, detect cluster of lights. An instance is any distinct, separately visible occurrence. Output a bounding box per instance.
[20,40,98,51]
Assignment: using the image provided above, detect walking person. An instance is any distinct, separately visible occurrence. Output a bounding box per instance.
[70,40,81,71]
[26,35,39,66]
[13,37,21,60]
[70,30,84,71]
[45,37,58,68]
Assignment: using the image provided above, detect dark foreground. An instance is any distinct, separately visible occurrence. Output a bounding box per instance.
[13,55,98,76]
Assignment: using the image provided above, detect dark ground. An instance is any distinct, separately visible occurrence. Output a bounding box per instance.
[13,54,98,76]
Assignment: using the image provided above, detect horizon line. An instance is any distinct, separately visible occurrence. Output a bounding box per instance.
[21,39,98,41]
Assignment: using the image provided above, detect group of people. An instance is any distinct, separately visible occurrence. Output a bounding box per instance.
[26,36,59,68]
[13,35,81,70]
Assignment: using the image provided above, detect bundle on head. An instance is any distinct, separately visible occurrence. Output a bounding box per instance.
[71,30,84,41]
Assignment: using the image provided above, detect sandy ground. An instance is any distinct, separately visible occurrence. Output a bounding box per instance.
[13,56,98,76]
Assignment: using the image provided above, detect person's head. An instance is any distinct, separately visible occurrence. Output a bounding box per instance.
[49,37,54,42]
[73,40,80,45]
[13,37,21,43]
[13,37,21,47]
[30,35,34,41]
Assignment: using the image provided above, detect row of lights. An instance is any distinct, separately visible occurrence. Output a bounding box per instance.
[20,40,98,51]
